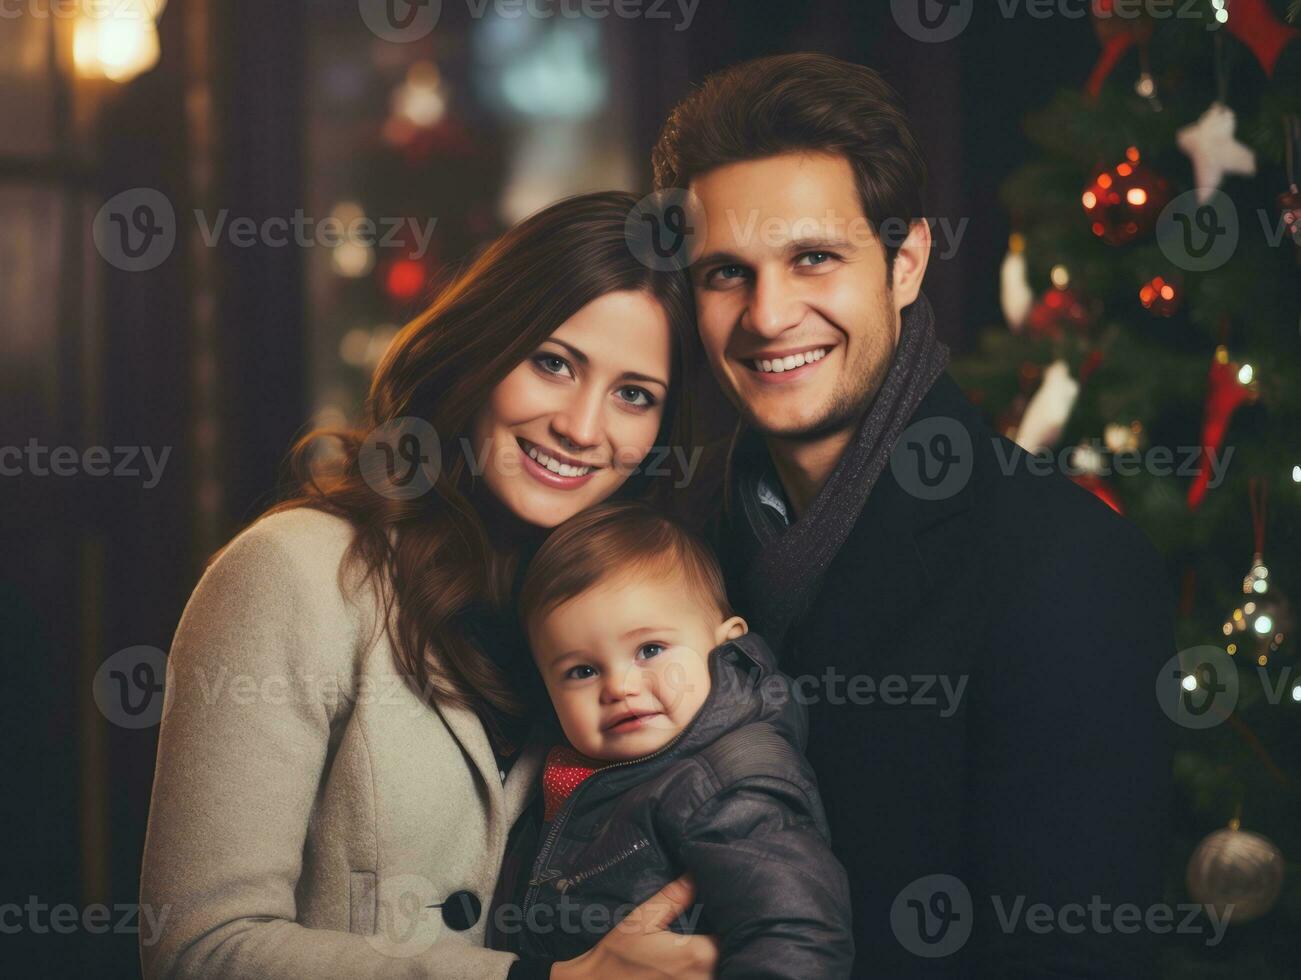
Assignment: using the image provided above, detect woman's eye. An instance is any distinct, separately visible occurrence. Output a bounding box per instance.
[635,643,666,661]
[565,664,596,680]
[616,386,656,409]
[533,353,573,378]
[796,251,837,268]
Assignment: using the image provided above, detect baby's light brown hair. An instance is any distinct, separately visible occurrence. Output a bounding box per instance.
[519,500,733,642]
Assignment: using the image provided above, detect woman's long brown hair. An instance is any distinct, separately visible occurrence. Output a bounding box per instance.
[258,191,697,728]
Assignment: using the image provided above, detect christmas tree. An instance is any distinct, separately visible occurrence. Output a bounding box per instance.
[951,1,1301,975]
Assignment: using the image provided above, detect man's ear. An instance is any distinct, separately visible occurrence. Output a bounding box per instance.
[891,218,932,311]
[715,615,748,645]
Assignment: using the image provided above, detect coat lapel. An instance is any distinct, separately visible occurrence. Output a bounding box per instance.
[782,375,978,665]
[433,698,544,824]
[431,698,505,808]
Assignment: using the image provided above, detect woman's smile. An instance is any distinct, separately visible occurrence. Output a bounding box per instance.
[518,436,600,490]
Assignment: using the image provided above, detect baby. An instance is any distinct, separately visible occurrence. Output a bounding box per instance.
[490,500,853,978]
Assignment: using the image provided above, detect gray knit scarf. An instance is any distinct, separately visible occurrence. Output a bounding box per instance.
[730,292,949,651]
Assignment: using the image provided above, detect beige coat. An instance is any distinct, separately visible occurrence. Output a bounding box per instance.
[140,508,544,978]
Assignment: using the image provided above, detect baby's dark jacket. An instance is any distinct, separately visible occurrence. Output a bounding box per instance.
[488,631,854,979]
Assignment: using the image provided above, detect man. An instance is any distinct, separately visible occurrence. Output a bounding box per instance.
[652,53,1175,978]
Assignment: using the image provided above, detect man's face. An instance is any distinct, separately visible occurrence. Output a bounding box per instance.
[689,151,928,440]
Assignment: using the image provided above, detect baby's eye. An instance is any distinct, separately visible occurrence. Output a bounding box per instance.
[565,664,597,680]
[635,643,666,661]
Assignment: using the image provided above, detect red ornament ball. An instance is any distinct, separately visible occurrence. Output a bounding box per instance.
[1027,286,1093,339]
[1139,275,1182,317]
[1082,147,1170,246]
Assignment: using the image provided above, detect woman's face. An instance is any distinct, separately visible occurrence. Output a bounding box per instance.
[470,289,673,528]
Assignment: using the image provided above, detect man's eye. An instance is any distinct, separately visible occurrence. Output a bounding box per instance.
[635,643,666,661]
[706,264,747,285]
[796,251,836,267]
[616,386,656,409]
[565,665,596,680]
[533,353,573,378]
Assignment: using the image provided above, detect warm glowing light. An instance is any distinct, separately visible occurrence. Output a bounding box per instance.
[332,241,374,278]
[1127,187,1148,206]
[1238,364,1254,385]
[1082,191,1097,210]
[1050,265,1070,288]
[1126,146,1140,162]
[73,1,165,83]
[392,62,447,128]
[1139,276,1178,314]
[1117,163,1133,177]
[1098,173,1113,189]
[385,259,427,302]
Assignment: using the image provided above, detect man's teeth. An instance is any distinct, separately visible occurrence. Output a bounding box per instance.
[526,444,592,477]
[752,347,829,373]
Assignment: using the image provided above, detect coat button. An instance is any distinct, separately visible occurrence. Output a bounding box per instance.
[441,890,481,931]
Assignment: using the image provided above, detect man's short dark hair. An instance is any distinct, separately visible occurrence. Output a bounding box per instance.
[652,53,927,271]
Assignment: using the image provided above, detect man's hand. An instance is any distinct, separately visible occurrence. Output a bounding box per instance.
[551,875,718,979]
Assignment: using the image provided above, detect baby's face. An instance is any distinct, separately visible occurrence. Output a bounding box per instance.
[530,572,747,762]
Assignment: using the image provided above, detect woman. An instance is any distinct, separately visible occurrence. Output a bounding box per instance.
[139,192,717,979]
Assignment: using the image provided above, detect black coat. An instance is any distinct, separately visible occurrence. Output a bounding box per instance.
[491,632,855,978]
[717,372,1176,979]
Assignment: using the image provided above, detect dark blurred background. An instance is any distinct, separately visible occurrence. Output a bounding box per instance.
[2,1,1105,974]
